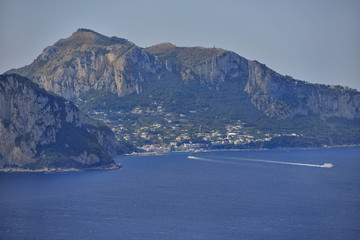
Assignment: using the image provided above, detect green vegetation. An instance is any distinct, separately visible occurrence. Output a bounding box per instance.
[5,29,359,154]
[75,71,360,151]
[1,119,11,128]
[34,122,113,169]
[15,134,31,147]
[146,44,227,68]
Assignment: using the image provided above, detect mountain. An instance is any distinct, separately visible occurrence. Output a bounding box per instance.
[0,74,119,171]
[6,29,360,151]
[7,29,166,100]
[147,43,360,119]
[8,29,359,120]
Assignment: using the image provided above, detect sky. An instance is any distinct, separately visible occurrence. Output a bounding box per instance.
[1,0,359,90]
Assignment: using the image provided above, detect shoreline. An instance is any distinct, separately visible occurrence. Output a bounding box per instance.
[0,163,122,173]
[123,144,360,157]
[2,145,358,171]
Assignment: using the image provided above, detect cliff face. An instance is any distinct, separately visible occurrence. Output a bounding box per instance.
[7,29,165,100]
[83,123,117,156]
[179,52,248,85]
[0,74,117,170]
[245,61,360,119]
[148,43,360,120]
[7,29,360,121]
[146,44,248,85]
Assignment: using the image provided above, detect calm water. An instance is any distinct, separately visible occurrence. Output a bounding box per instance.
[0,147,359,240]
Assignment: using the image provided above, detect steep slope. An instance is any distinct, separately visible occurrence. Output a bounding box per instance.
[7,29,165,100]
[245,61,360,119]
[8,29,360,120]
[0,74,118,171]
[147,43,360,120]
[146,43,248,85]
[5,29,360,150]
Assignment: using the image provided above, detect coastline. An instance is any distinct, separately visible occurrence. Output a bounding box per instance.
[2,145,358,171]
[124,144,360,157]
[0,162,122,173]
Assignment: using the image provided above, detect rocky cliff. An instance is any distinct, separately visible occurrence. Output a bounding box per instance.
[147,44,248,85]
[7,29,165,100]
[0,74,118,170]
[245,61,360,119]
[147,43,360,120]
[6,29,360,121]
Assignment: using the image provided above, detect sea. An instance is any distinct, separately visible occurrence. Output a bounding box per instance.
[0,147,359,240]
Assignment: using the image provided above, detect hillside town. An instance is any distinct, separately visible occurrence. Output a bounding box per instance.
[85,105,301,154]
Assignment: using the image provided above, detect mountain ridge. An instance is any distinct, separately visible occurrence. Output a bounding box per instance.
[7,29,359,119]
[5,29,360,151]
[147,42,360,119]
[7,29,163,100]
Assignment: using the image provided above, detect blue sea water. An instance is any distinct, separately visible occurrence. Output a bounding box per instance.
[0,147,360,240]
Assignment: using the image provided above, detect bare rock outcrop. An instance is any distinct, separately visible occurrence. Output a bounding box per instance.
[8,29,360,120]
[7,29,165,100]
[245,61,360,119]
[0,74,117,170]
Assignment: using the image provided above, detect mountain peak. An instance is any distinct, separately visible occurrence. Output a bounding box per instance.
[75,28,99,34]
[149,42,176,49]
[54,28,131,48]
[5,30,360,150]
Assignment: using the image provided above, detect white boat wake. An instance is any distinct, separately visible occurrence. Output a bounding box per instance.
[187,156,333,168]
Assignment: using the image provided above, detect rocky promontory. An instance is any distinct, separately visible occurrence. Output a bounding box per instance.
[0,74,119,171]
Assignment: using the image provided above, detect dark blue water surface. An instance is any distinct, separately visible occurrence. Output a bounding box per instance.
[1,147,360,240]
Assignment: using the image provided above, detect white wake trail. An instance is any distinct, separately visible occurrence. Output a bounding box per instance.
[187,156,333,168]
[188,156,242,165]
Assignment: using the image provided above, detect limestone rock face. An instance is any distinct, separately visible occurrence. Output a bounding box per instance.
[146,43,247,85]
[0,74,116,170]
[180,51,249,85]
[7,29,360,120]
[84,124,118,157]
[245,61,360,119]
[7,29,165,100]
[147,42,360,120]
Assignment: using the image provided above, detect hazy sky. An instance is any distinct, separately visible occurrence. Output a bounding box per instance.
[1,0,359,90]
